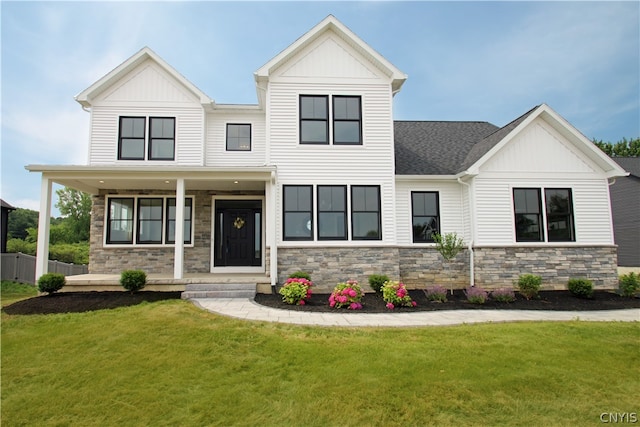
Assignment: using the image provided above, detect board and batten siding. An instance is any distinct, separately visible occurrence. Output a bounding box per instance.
[87,59,205,166]
[205,111,266,167]
[395,180,466,245]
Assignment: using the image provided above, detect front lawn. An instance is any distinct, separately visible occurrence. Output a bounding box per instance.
[2,295,638,426]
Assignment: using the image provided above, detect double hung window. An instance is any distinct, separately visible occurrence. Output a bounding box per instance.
[351,186,381,240]
[283,186,313,240]
[411,192,440,243]
[513,188,575,242]
[118,116,175,160]
[299,95,361,145]
[318,186,347,240]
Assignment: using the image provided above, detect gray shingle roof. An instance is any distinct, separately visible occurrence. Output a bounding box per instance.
[612,157,640,178]
[394,105,540,175]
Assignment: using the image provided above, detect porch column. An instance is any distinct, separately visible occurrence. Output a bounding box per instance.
[35,176,52,281]
[267,173,278,288]
[173,178,185,279]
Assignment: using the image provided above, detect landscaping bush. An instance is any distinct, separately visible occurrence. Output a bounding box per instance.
[288,271,311,281]
[37,273,66,294]
[368,274,389,293]
[465,287,488,304]
[279,277,313,305]
[120,270,147,292]
[491,288,516,303]
[618,272,639,298]
[382,280,417,309]
[517,274,542,300]
[424,285,448,302]
[568,278,594,299]
[329,280,363,310]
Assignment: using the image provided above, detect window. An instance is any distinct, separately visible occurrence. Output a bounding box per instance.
[118,116,175,160]
[107,198,134,243]
[352,186,381,240]
[318,186,347,240]
[283,185,313,240]
[333,96,361,145]
[118,117,146,160]
[166,198,193,244]
[300,95,329,144]
[411,192,440,243]
[513,188,575,242]
[545,189,575,242]
[226,123,251,151]
[149,118,175,160]
[106,196,193,245]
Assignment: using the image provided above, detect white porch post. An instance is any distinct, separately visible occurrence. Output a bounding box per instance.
[267,172,278,288]
[173,178,185,279]
[35,176,52,281]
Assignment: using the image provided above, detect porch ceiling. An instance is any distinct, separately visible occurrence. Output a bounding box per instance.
[25,165,275,194]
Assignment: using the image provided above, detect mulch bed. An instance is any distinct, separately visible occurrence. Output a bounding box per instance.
[256,290,640,313]
[3,290,639,315]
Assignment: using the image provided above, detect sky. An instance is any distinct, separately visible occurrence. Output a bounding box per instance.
[1,1,639,215]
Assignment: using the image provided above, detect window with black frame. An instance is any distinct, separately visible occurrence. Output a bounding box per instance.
[300,95,329,144]
[545,188,575,242]
[351,186,381,240]
[411,192,440,242]
[333,96,361,145]
[513,188,543,242]
[283,185,313,240]
[318,185,347,240]
[149,117,175,160]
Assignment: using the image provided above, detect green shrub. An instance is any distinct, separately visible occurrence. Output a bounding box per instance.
[288,271,311,281]
[37,273,66,294]
[329,280,363,310]
[491,288,516,303]
[424,285,448,302]
[517,274,542,300]
[279,278,313,305]
[368,274,389,293]
[381,281,417,309]
[120,270,147,292]
[465,287,488,304]
[618,272,639,298]
[568,278,593,299]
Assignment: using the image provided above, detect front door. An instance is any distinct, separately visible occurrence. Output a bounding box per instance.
[214,201,262,267]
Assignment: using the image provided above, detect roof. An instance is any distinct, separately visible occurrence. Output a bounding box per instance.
[612,157,640,178]
[395,104,629,178]
[394,121,499,175]
[1,199,16,210]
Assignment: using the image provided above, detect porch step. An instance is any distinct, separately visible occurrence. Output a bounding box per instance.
[181,283,256,299]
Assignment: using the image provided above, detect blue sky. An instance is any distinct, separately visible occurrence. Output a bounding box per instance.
[2,1,639,214]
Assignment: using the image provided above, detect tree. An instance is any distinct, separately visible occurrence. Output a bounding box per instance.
[432,232,465,295]
[592,137,640,157]
[7,208,39,240]
[55,187,91,242]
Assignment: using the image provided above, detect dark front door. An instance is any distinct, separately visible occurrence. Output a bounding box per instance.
[214,201,262,267]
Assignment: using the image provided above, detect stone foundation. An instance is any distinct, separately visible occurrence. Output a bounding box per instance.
[398,248,469,289]
[474,246,618,289]
[277,247,400,292]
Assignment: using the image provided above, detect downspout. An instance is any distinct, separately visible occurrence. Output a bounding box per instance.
[457,176,475,287]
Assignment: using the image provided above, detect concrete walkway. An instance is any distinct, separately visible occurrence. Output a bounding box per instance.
[192,298,640,327]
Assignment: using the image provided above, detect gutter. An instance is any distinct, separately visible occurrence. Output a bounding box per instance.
[457,175,475,287]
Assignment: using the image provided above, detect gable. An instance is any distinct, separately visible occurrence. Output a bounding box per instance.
[97,59,200,104]
[480,117,597,173]
[275,32,382,81]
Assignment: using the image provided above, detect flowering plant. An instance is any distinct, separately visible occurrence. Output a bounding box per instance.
[465,287,488,304]
[490,288,516,303]
[329,280,363,310]
[382,281,417,309]
[424,285,448,302]
[278,277,313,305]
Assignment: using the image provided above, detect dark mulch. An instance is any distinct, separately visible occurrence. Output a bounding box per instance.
[3,290,639,316]
[2,291,182,315]
[255,290,640,313]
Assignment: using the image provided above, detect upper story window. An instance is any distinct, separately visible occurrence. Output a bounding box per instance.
[226,123,252,151]
[300,95,329,144]
[118,116,175,161]
[513,187,575,242]
[411,192,440,243]
[333,96,361,145]
[299,95,362,145]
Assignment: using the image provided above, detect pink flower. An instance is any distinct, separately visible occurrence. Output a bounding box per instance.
[349,302,359,310]
[348,289,357,298]
[329,300,336,307]
[338,296,348,303]
[298,300,305,305]
[386,303,394,310]
[411,301,417,307]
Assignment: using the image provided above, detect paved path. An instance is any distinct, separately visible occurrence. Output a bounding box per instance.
[192,298,640,327]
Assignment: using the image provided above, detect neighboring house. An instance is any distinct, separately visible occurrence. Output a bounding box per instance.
[27,15,627,291]
[609,157,640,267]
[1,199,16,253]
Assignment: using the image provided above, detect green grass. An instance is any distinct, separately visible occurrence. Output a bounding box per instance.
[2,291,639,426]
[1,280,38,306]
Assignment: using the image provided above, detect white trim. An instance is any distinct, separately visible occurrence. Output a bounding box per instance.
[35,177,52,280]
[173,179,185,279]
[210,195,266,273]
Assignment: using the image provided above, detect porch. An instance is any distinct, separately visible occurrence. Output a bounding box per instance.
[63,272,273,294]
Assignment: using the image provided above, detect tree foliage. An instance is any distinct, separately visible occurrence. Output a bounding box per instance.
[7,208,39,240]
[55,187,91,242]
[592,137,640,157]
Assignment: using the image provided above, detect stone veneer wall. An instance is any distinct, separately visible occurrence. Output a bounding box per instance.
[277,247,400,292]
[473,246,618,289]
[89,190,213,275]
[398,248,469,289]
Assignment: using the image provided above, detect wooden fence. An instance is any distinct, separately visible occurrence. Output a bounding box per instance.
[1,252,88,284]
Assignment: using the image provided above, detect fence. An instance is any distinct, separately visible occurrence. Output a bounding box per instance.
[1,252,88,284]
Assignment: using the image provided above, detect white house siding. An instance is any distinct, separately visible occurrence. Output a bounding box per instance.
[205,110,266,167]
[88,59,205,166]
[394,180,466,246]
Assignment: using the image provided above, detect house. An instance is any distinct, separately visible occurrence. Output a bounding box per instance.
[27,15,628,292]
[609,157,640,267]
[1,199,16,253]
